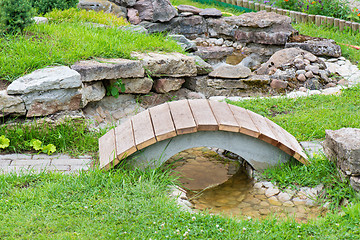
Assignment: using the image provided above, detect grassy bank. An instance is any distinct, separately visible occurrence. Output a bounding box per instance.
[228,85,360,141]
[0,9,183,82]
[0,169,359,239]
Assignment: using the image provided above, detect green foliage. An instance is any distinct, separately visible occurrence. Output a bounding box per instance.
[29,0,79,15]
[106,79,126,98]
[0,0,35,34]
[274,0,354,22]
[262,155,358,209]
[29,139,56,155]
[45,8,128,26]
[0,135,10,149]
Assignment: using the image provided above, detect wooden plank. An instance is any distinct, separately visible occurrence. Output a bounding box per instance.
[228,105,260,138]
[247,110,279,146]
[168,99,197,135]
[99,128,117,170]
[114,119,137,162]
[264,118,295,157]
[280,129,308,163]
[131,110,157,150]
[209,101,240,132]
[188,99,219,131]
[149,103,177,141]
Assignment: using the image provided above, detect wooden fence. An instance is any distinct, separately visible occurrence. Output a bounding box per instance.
[217,0,360,33]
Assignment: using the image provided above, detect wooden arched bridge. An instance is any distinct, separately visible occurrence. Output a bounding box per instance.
[99,99,308,170]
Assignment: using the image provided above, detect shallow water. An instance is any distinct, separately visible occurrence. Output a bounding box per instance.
[167,148,326,223]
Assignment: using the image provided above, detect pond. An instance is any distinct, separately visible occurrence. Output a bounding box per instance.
[166,147,326,223]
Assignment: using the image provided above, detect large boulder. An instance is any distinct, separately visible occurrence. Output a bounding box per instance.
[0,91,26,117]
[286,37,341,57]
[323,128,360,175]
[322,128,360,192]
[134,0,178,22]
[109,0,136,7]
[131,52,197,77]
[7,66,82,95]
[153,77,185,93]
[78,0,127,18]
[22,89,82,117]
[207,11,297,45]
[71,58,144,82]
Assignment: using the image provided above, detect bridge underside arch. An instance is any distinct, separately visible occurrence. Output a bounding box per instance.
[127,131,291,170]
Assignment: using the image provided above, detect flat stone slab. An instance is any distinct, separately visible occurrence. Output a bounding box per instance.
[131,52,197,77]
[71,58,144,82]
[7,66,81,95]
[0,90,26,117]
[209,64,251,79]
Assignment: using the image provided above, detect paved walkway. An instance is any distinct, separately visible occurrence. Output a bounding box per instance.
[0,141,323,174]
[0,153,92,174]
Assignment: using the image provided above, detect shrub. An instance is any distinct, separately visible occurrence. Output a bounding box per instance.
[0,0,35,34]
[29,0,79,15]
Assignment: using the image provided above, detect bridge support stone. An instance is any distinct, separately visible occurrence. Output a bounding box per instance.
[126,131,292,170]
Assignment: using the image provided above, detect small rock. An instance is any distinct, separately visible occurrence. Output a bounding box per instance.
[199,8,222,17]
[292,197,306,205]
[297,73,306,82]
[127,8,141,25]
[299,87,307,92]
[305,71,314,78]
[305,65,319,74]
[268,196,282,206]
[338,79,348,86]
[296,70,306,75]
[33,17,48,24]
[327,58,338,62]
[214,38,224,46]
[270,79,288,89]
[283,201,295,207]
[262,181,274,188]
[253,182,263,189]
[324,82,336,88]
[186,91,205,99]
[265,187,280,198]
[305,78,321,90]
[304,52,317,62]
[259,208,270,215]
[278,192,291,202]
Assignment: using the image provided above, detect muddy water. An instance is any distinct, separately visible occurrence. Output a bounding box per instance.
[167,147,325,223]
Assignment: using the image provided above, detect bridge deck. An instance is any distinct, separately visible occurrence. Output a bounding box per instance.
[99,99,308,170]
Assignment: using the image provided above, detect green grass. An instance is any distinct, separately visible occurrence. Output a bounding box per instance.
[294,22,360,68]
[262,155,358,209]
[0,119,103,156]
[227,85,360,141]
[0,16,183,82]
[0,169,359,239]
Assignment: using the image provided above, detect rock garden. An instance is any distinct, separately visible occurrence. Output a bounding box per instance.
[0,0,360,238]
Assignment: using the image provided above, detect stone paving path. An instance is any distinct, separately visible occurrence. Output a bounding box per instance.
[0,153,92,174]
[0,141,322,175]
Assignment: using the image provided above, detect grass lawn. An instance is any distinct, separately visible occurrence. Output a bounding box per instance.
[0,169,359,239]
[1,3,360,239]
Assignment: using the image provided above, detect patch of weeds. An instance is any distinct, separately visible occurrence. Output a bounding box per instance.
[106,79,126,98]
[45,8,129,27]
[262,154,358,209]
[0,119,101,155]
